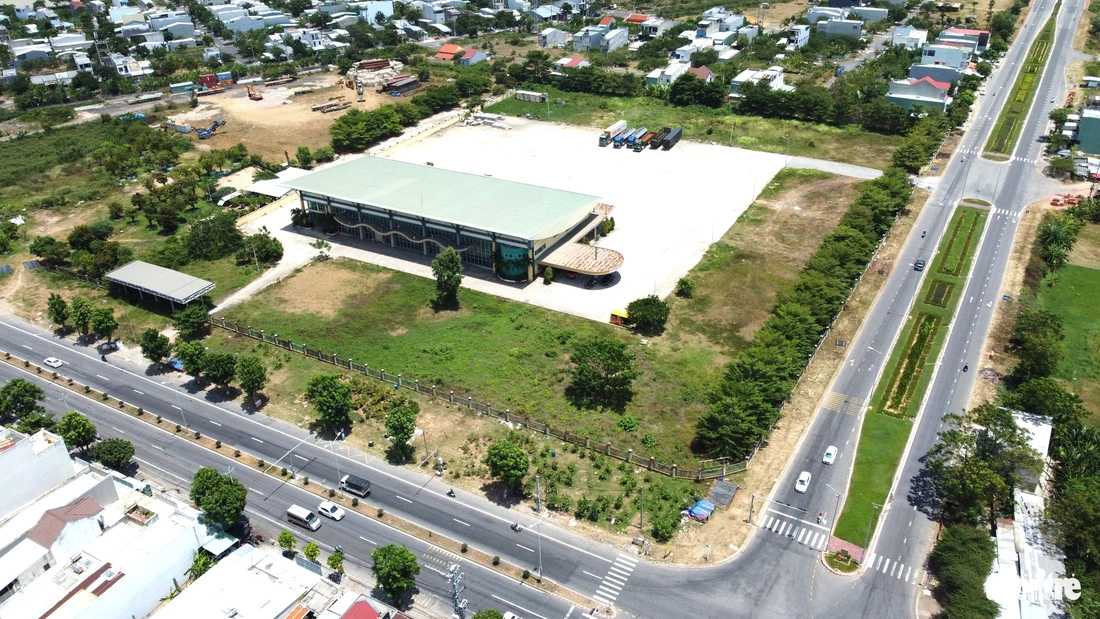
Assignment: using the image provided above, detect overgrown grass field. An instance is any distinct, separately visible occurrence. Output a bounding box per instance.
[486,85,900,169]
[1035,263,1100,426]
[985,10,1057,154]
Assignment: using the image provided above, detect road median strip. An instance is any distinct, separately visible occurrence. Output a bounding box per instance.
[833,206,989,549]
[0,350,600,611]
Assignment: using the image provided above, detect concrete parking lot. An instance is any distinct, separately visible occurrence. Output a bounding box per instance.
[380,118,786,322]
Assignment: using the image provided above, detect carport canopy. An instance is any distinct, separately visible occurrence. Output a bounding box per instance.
[105,260,215,305]
[537,242,624,276]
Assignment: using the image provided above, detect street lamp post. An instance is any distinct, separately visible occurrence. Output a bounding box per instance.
[172,388,189,428]
[824,483,842,532]
[862,501,883,556]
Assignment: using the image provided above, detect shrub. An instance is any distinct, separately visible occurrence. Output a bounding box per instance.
[543,267,554,285]
[626,295,670,336]
[675,277,695,298]
[303,476,309,486]
[215,440,222,449]
[617,414,639,432]
[281,467,288,476]
[101,391,109,400]
[328,488,336,497]
[522,569,530,579]
[175,424,182,432]
[137,407,144,416]
[377,507,384,517]
[257,459,265,467]
[194,431,201,439]
[234,449,241,457]
[85,385,91,392]
[156,415,162,423]
[352,497,359,507]
[492,555,500,565]
[461,542,468,553]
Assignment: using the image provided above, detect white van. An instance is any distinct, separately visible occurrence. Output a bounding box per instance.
[287,504,321,531]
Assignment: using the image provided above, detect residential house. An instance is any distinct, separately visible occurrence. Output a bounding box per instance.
[433,43,464,60]
[908,62,960,84]
[600,27,628,52]
[598,15,615,27]
[713,43,740,62]
[1083,75,1100,88]
[688,65,714,82]
[459,48,487,66]
[787,24,810,49]
[88,0,106,13]
[701,7,745,31]
[539,27,568,47]
[938,25,989,51]
[624,13,649,26]
[892,25,928,50]
[572,24,609,51]
[73,51,93,72]
[403,23,427,39]
[9,43,53,67]
[848,5,888,22]
[807,6,846,23]
[672,44,697,60]
[529,5,561,22]
[105,52,154,77]
[696,18,719,38]
[920,43,971,70]
[1077,107,1100,155]
[49,32,94,53]
[729,65,793,97]
[553,57,591,75]
[356,0,395,22]
[412,0,445,22]
[818,18,862,39]
[203,46,222,63]
[641,17,675,37]
[0,24,8,43]
[736,24,758,42]
[108,6,142,23]
[885,76,951,111]
[644,60,690,86]
[30,70,80,85]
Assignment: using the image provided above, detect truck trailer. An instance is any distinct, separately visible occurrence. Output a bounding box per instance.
[626,127,647,147]
[649,127,671,149]
[599,120,628,147]
[662,126,682,150]
[634,131,655,151]
[614,127,635,149]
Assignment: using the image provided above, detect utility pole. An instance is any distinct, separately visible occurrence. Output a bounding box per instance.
[447,564,468,619]
[535,475,542,513]
[862,502,882,556]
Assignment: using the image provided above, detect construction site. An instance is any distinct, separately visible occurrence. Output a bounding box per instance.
[162,61,418,160]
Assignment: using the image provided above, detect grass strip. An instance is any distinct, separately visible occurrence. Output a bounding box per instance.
[985,6,1059,154]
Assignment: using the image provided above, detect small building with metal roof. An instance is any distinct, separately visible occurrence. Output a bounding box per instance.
[282,157,623,281]
[105,260,215,307]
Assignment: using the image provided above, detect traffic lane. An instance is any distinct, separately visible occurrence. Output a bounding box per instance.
[0,318,620,588]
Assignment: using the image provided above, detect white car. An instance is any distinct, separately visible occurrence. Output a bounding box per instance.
[44,357,63,368]
[795,471,811,493]
[318,500,345,521]
[823,446,838,465]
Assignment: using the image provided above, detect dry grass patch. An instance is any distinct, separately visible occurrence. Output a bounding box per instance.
[274,261,386,318]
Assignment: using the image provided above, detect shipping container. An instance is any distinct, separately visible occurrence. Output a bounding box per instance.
[662,126,682,150]
[600,120,629,146]
[199,73,218,88]
[650,127,671,149]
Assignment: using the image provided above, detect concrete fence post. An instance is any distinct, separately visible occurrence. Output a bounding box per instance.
[672,464,677,477]
[627,448,633,463]
[380,369,386,381]
[467,396,473,409]
[260,329,264,341]
[649,456,655,470]
[414,379,419,392]
[585,437,590,448]
[431,385,436,397]
[333,353,338,364]
[397,374,402,387]
[505,408,510,421]
[449,390,454,403]
[348,358,353,370]
[606,442,611,455]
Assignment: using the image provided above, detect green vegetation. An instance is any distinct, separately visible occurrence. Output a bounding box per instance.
[189,467,247,526]
[486,84,901,170]
[371,544,420,602]
[835,207,988,545]
[928,525,999,618]
[985,8,1058,154]
[825,550,860,573]
[92,438,135,470]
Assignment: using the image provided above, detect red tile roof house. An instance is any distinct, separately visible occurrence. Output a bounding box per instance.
[433,43,463,61]
[598,15,615,27]
[688,65,714,82]
[885,76,951,112]
[624,13,649,25]
[459,48,487,66]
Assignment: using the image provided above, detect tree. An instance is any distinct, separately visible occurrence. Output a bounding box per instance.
[565,337,638,412]
[91,306,119,342]
[928,525,999,618]
[926,403,1042,524]
[675,278,695,298]
[296,145,313,168]
[47,293,69,330]
[70,296,93,337]
[92,437,135,470]
[385,403,419,462]
[430,247,463,309]
[187,211,243,260]
[278,529,297,554]
[237,356,267,400]
[56,411,97,452]
[1008,308,1064,383]
[1011,377,1086,428]
[29,235,71,264]
[139,328,173,365]
[484,439,529,494]
[472,612,504,619]
[626,295,670,335]
[175,340,206,381]
[310,238,331,259]
[16,411,56,434]
[371,544,420,602]
[0,378,46,422]
[202,352,237,392]
[186,549,217,580]
[190,467,247,525]
[303,541,320,562]
[327,550,345,574]
[305,373,353,430]
[173,303,210,339]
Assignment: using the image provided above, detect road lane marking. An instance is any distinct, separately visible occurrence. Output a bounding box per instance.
[96,375,109,381]
[616,554,637,565]
[249,487,265,496]
[453,518,470,527]
[171,405,181,410]
[21,344,32,349]
[133,389,144,395]
[609,566,632,577]
[294,454,309,461]
[565,605,575,619]
[600,580,622,592]
[209,420,222,426]
[359,536,377,545]
[491,595,548,619]
[152,445,164,451]
[517,544,534,552]
[604,573,626,584]
[592,594,614,606]
[582,570,602,579]
[883,559,891,572]
[111,426,124,434]
[797,529,807,543]
[396,495,412,504]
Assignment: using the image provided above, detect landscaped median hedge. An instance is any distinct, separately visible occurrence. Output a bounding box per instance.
[693,166,915,460]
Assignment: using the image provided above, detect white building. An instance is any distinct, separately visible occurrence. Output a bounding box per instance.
[892,25,928,50]
[355,0,395,22]
[807,6,846,24]
[818,18,863,39]
[641,17,674,37]
[538,26,568,47]
[600,27,628,52]
[644,60,690,86]
[729,65,793,97]
[787,24,810,49]
[105,52,154,77]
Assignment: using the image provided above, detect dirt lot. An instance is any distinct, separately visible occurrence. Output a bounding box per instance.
[166,72,397,160]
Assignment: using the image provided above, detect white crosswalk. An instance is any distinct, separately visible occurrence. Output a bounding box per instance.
[864,551,924,586]
[592,554,637,607]
[989,207,1019,218]
[759,515,830,551]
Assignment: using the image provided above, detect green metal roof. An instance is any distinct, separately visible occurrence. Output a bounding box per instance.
[283,157,601,242]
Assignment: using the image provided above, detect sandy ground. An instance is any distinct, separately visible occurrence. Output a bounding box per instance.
[377,117,786,322]
[164,73,398,160]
